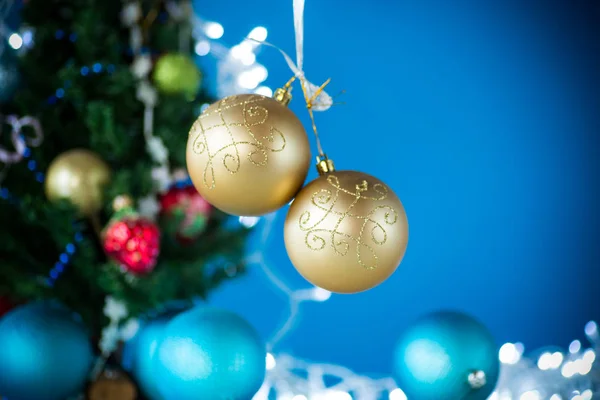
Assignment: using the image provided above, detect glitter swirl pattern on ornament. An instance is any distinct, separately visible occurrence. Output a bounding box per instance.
[298,175,399,270]
[188,94,287,190]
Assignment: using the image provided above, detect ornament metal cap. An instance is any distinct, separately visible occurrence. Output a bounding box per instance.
[467,370,487,389]
[316,155,335,175]
[273,87,292,106]
[273,76,297,106]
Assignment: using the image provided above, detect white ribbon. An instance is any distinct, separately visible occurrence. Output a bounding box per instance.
[293,0,305,73]
[250,0,333,111]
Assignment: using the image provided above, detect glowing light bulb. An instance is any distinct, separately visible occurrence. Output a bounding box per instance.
[255,86,273,97]
[499,343,522,364]
[266,353,276,370]
[582,349,595,364]
[551,352,564,369]
[8,33,23,49]
[561,361,576,378]
[581,389,593,400]
[230,45,244,59]
[389,388,407,400]
[204,22,224,39]
[195,40,210,56]
[312,287,331,301]
[335,392,352,400]
[539,352,564,370]
[251,65,268,83]
[499,392,513,400]
[578,359,593,375]
[569,340,581,354]
[537,352,552,370]
[239,216,260,228]
[237,71,259,90]
[248,26,268,42]
[239,42,254,54]
[520,390,541,400]
[585,320,597,337]
[22,30,34,46]
[241,52,256,66]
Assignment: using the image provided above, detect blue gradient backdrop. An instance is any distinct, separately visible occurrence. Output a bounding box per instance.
[195,0,600,375]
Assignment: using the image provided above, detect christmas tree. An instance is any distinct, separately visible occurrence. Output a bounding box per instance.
[0,0,249,344]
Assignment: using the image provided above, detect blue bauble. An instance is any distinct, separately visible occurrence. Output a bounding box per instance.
[0,49,20,104]
[123,311,181,400]
[393,311,499,400]
[154,307,266,400]
[0,301,94,400]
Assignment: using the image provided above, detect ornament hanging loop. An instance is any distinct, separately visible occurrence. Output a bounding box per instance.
[316,154,335,175]
[467,370,487,389]
[300,77,332,159]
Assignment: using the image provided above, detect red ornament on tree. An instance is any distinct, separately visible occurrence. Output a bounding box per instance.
[159,185,211,242]
[103,196,161,275]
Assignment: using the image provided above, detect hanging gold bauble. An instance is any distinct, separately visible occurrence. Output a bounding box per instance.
[186,92,311,216]
[284,159,409,294]
[44,149,111,216]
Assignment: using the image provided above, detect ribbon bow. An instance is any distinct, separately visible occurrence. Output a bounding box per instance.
[251,0,333,111]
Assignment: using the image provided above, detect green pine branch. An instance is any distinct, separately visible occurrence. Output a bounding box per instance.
[0,0,249,338]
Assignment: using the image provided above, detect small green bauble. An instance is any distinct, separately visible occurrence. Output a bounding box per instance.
[153,53,202,98]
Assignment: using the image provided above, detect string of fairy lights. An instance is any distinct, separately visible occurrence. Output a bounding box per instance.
[1,0,598,398]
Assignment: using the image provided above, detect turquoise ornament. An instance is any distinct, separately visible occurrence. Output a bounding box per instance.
[393,310,499,400]
[0,301,94,400]
[154,307,266,400]
[123,312,179,400]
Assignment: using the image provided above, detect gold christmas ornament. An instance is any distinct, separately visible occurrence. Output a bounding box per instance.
[45,149,111,216]
[284,157,409,294]
[186,89,311,216]
[87,368,137,400]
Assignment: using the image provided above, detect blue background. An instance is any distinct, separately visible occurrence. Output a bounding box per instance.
[196,0,600,376]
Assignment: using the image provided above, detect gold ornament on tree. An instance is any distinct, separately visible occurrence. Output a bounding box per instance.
[87,368,137,400]
[186,78,311,216]
[284,81,409,294]
[45,149,111,216]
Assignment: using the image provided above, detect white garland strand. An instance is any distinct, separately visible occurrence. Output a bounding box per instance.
[121,0,172,203]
